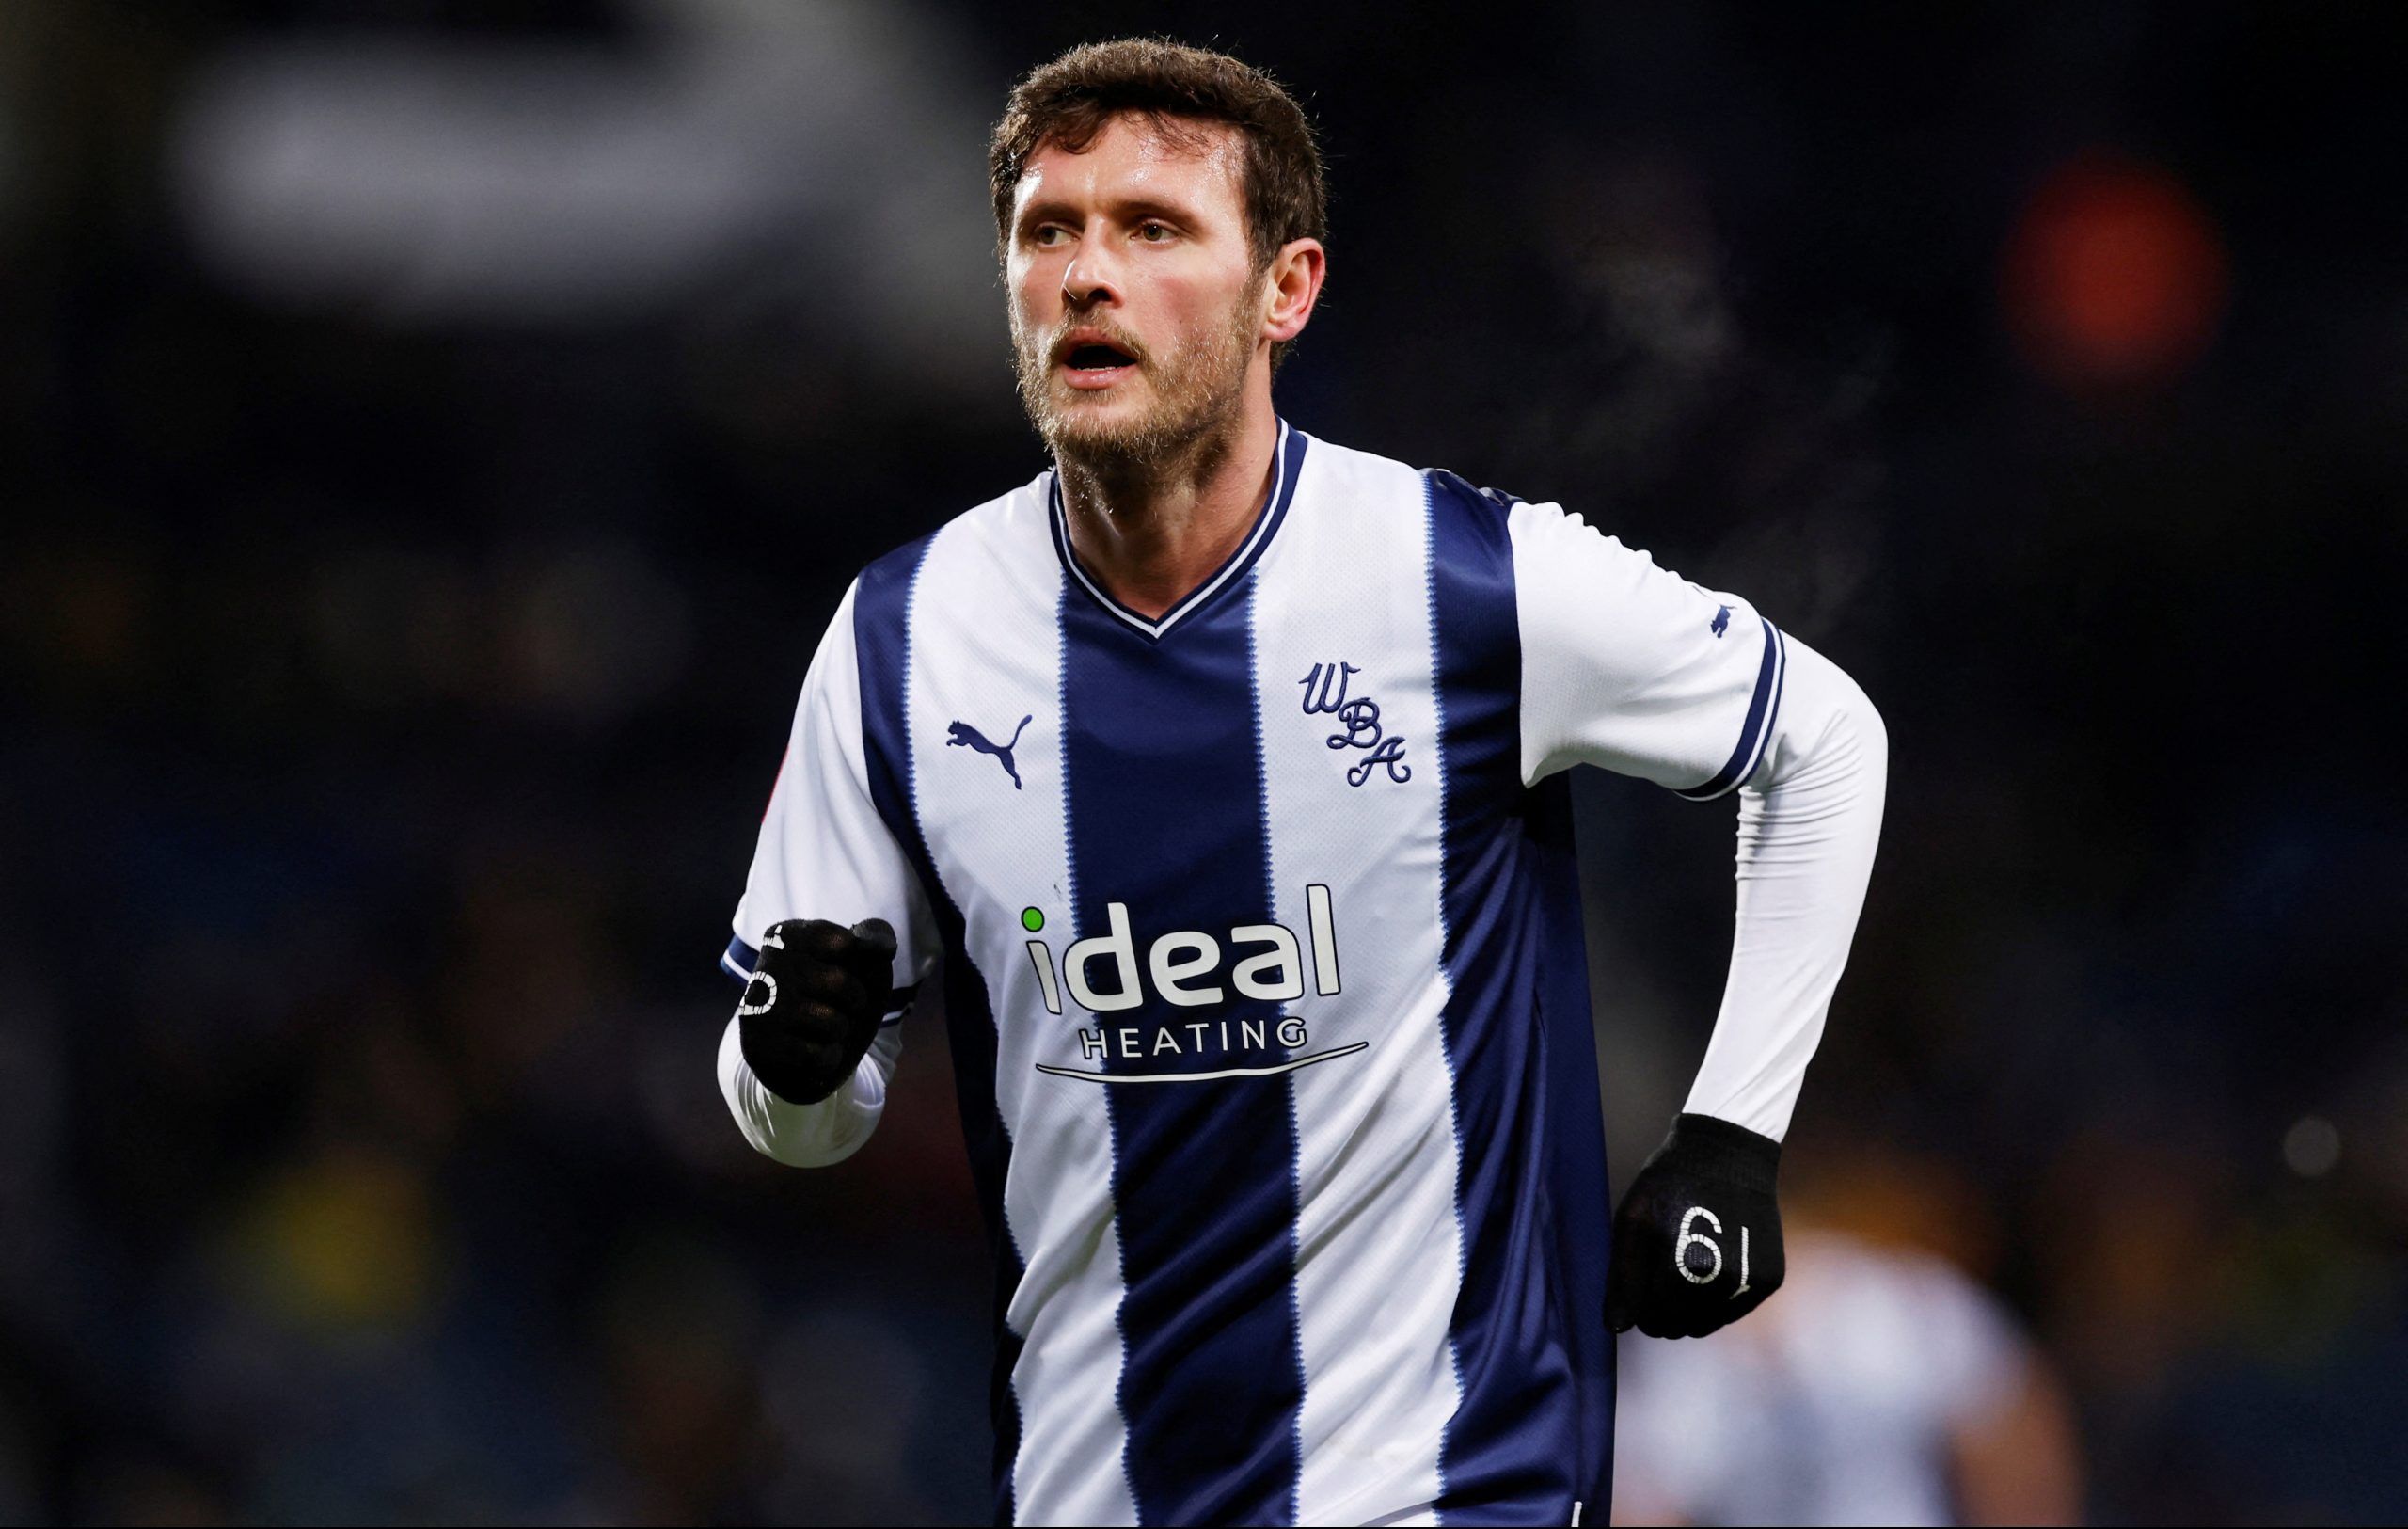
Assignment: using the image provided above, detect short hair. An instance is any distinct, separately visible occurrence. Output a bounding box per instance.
[990,39,1327,365]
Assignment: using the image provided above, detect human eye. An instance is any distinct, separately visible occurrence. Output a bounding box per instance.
[1137,220,1175,244]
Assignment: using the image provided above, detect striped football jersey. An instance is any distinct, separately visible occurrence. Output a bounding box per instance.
[723,421,1785,1525]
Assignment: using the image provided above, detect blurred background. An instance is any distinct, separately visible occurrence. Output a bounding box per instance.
[4,1,2404,1522]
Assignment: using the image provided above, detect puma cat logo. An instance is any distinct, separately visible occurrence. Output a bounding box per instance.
[947,715,1033,790]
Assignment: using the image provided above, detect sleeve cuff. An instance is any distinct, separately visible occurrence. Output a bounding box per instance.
[1676,619,1787,802]
[721,935,759,983]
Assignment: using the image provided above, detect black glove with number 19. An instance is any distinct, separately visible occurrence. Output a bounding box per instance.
[1605,1113,1785,1339]
[736,917,897,1106]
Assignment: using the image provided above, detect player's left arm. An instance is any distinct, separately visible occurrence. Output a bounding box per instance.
[1510,499,1888,1338]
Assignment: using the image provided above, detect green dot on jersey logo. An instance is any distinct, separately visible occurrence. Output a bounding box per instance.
[1022,907,1045,933]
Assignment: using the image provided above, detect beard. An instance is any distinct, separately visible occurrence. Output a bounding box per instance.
[1011,293,1259,485]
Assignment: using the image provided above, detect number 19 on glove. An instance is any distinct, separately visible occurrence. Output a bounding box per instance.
[1606,1113,1784,1339]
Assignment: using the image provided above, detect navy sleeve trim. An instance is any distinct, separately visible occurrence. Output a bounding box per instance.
[721,935,759,983]
[1676,619,1787,802]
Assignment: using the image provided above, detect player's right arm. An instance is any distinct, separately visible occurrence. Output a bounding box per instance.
[1508,496,1887,1337]
[719,581,940,1168]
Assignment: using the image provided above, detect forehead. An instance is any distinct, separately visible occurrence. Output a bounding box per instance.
[1014,113,1245,217]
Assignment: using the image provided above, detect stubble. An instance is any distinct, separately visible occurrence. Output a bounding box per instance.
[1011,292,1261,496]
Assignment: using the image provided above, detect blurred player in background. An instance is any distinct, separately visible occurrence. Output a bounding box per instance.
[1613,1149,2084,1526]
[713,38,1885,1526]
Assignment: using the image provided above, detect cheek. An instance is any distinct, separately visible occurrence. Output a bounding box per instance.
[1176,261,1259,327]
[1009,263,1059,327]
[1147,270,1241,342]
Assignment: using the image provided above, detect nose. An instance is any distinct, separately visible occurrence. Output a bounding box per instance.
[1061,231,1123,311]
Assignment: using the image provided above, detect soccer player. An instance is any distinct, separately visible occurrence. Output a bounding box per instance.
[716,39,1886,1528]
[1613,1225,2084,1524]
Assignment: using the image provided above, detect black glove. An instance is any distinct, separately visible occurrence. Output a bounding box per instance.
[736,917,897,1106]
[1606,1113,1784,1339]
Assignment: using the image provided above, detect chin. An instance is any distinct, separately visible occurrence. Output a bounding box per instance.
[1029,359,1247,472]
[1045,395,1167,457]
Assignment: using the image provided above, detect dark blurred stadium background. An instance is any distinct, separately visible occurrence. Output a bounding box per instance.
[5,2,2405,1522]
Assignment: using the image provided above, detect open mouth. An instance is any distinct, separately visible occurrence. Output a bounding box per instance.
[1060,340,1139,387]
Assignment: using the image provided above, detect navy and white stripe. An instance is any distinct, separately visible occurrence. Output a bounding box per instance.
[878,492,1132,1523]
[1424,469,1611,1519]
[1255,442,1459,1525]
[1059,559,1307,1523]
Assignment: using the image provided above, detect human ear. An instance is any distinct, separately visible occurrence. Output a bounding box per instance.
[1262,238,1326,342]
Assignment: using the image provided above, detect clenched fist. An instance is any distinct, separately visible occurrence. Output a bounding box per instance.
[1606,1113,1785,1339]
[736,917,898,1105]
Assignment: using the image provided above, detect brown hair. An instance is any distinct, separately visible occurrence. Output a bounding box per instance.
[990,39,1327,364]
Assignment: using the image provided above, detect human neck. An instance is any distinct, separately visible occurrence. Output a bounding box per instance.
[1055,401,1281,622]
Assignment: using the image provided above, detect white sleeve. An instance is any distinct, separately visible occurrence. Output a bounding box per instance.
[719,1020,902,1168]
[1680,635,1885,1139]
[718,580,942,1164]
[1509,502,1885,1141]
[726,579,942,995]
[1511,501,1787,795]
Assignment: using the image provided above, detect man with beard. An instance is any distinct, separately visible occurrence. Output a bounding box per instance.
[716,38,1887,1528]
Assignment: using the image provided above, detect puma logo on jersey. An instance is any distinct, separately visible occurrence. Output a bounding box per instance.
[948,715,1032,789]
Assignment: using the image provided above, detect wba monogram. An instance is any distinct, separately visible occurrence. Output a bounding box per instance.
[1299,661,1411,787]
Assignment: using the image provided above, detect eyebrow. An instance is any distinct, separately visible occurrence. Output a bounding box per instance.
[1015,193,1214,231]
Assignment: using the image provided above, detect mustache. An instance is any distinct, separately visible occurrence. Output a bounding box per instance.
[1045,323,1149,368]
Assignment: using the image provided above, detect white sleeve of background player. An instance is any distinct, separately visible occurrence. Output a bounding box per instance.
[1510,502,1885,1140]
[717,580,939,1165]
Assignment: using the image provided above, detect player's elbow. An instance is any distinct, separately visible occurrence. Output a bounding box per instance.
[1801,674,1887,819]
[1762,639,1886,795]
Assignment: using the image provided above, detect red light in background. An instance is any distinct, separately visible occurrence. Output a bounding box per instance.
[2004,153,2228,392]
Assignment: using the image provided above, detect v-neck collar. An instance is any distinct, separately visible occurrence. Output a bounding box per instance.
[1047,420,1308,642]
